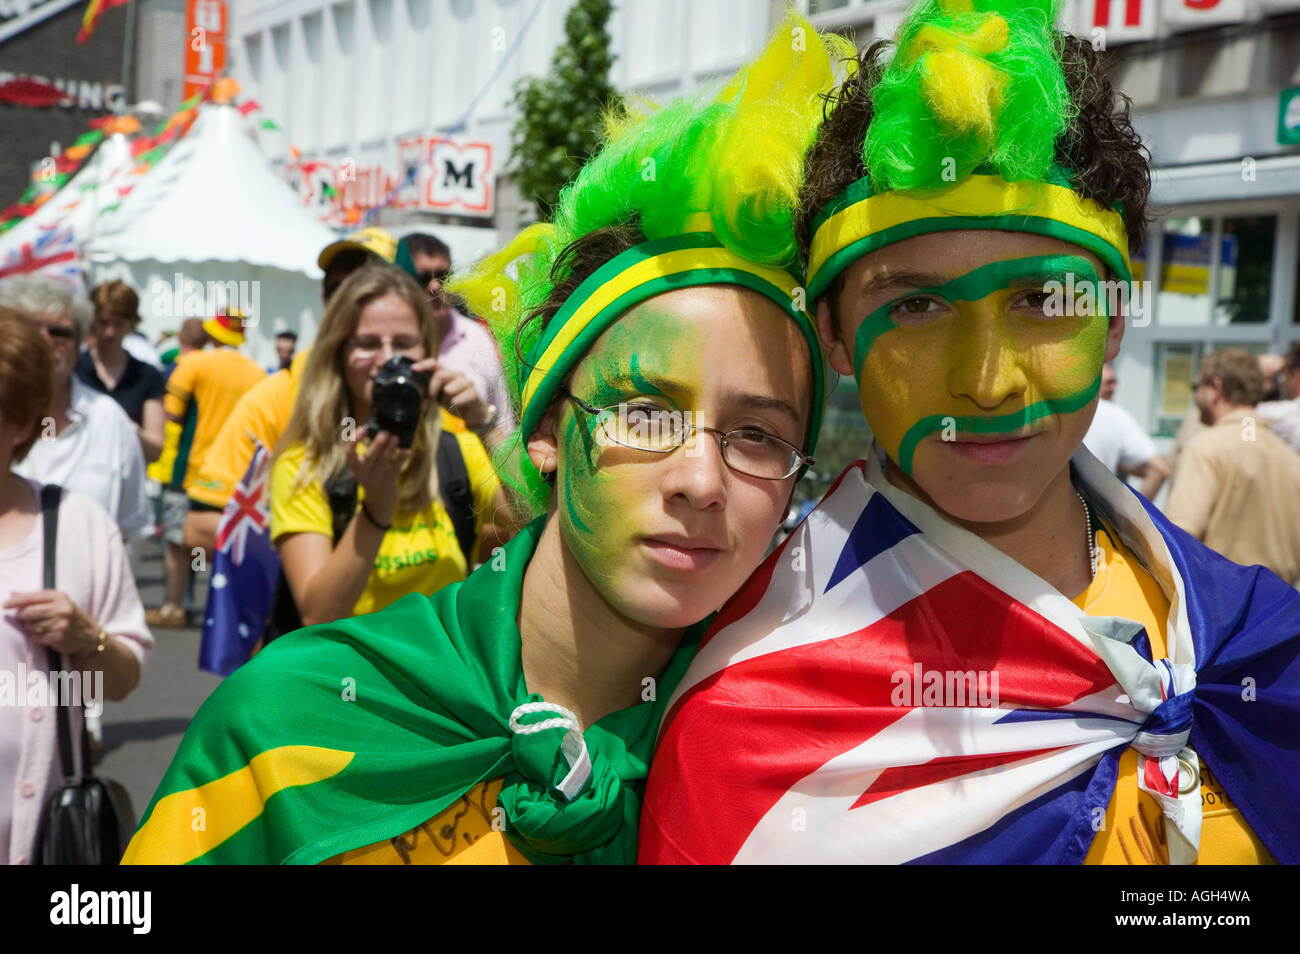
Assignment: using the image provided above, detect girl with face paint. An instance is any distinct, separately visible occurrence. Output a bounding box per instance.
[123,15,848,866]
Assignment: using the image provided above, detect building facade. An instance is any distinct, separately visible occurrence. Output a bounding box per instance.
[225,0,812,264]
[227,0,1300,439]
[0,0,132,207]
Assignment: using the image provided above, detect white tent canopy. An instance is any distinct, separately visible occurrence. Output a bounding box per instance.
[87,103,336,368]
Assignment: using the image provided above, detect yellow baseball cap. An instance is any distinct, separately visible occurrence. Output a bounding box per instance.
[203,310,246,347]
[317,226,399,270]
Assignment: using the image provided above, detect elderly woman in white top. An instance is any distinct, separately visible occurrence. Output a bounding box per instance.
[0,306,153,865]
[0,276,151,541]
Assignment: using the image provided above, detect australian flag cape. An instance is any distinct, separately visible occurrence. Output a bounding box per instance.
[198,443,279,677]
[639,445,1300,864]
[123,517,703,865]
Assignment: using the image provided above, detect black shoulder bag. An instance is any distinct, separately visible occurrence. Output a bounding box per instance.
[35,484,136,865]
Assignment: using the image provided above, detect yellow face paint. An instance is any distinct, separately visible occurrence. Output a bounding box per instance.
[851,254,1109,474]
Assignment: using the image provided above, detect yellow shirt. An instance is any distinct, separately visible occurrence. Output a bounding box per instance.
[164,348,267,490]
[324,779,532,865]
[187,350,309,508]
[1076,526,1274,864]
[269,432,501,616]
[187,350,476,509]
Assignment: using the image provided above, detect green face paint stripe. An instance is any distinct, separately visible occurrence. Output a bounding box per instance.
[627,351,672,403]
[560,411,596,536]
[850,254,1103,379]
[895,374,1102,475]
[808,214,1132,304]
[582,339,671,408]
[852,307,896,381]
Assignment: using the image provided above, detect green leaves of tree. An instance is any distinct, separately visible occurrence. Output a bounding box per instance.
[508,0,621,220]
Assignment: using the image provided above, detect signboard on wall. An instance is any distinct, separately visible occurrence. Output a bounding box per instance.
[1280,86,1300,146]
[1076,0,1158,43]
[287,137,495,227]
[184,0,228,103]
[1061,0,1300,45]
[1162,0,1247,31]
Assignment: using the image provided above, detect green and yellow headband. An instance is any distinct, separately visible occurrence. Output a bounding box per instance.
[519,230,826,458]
[806,168,1133,306]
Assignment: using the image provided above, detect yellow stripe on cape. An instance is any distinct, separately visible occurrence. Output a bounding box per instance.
[122,745,354,865]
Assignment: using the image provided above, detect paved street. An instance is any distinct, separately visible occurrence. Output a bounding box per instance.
[99,537,221,822]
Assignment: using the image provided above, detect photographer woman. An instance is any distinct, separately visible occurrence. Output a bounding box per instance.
[271,264,516,627]
[125,14,846,865]
[0,308,152,865]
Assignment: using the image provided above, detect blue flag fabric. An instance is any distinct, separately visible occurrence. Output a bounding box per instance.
[1150,493,1300,861]
[198,444,280,677]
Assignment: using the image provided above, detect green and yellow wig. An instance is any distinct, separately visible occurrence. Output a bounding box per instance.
[806,0,1132,306]
[451,13,851,512]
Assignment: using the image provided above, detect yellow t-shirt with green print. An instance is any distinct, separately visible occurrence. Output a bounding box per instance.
[270,433,500,616]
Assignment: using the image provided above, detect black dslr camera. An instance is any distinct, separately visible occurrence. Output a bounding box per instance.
[365,355,431,448]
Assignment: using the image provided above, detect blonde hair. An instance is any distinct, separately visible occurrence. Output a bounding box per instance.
[276,265,444,515]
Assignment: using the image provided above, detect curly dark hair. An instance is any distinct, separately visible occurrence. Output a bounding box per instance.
[531,224,647,336]
[799,34,1152,322]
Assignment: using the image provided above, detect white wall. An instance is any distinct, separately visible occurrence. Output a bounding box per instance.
[228,0,780,174]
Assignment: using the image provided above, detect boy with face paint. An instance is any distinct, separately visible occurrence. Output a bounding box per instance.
[123,16,845,865]
[640,0,1300,865]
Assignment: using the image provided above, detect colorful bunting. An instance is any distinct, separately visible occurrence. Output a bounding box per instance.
[77,0,132,44]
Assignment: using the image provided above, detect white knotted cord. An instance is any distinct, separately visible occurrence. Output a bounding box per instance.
[508,701,592,802]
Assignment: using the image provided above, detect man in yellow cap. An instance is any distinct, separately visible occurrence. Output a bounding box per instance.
[317,226,399,303]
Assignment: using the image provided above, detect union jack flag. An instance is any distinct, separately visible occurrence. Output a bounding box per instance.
[639,447,1300,864]
[214,445,272,564]
[199,444,281,677]
[0,227,80,285]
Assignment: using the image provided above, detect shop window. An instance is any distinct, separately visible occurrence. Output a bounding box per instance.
[1153,342,1200,439]
[1157,217,1213,326]
[405,0,429,31]
[1294,233,1300,325]
[1216,216,1275,325]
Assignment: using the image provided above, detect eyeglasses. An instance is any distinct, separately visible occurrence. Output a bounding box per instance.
[417,267,451,287]
[347,334,424,359]
[37,324,76,341]
[563,389,813,481]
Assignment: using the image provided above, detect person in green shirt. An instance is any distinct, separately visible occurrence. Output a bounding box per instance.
[122,13,850,865]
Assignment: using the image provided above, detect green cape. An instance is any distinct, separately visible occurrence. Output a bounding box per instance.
[125,517,703,864]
